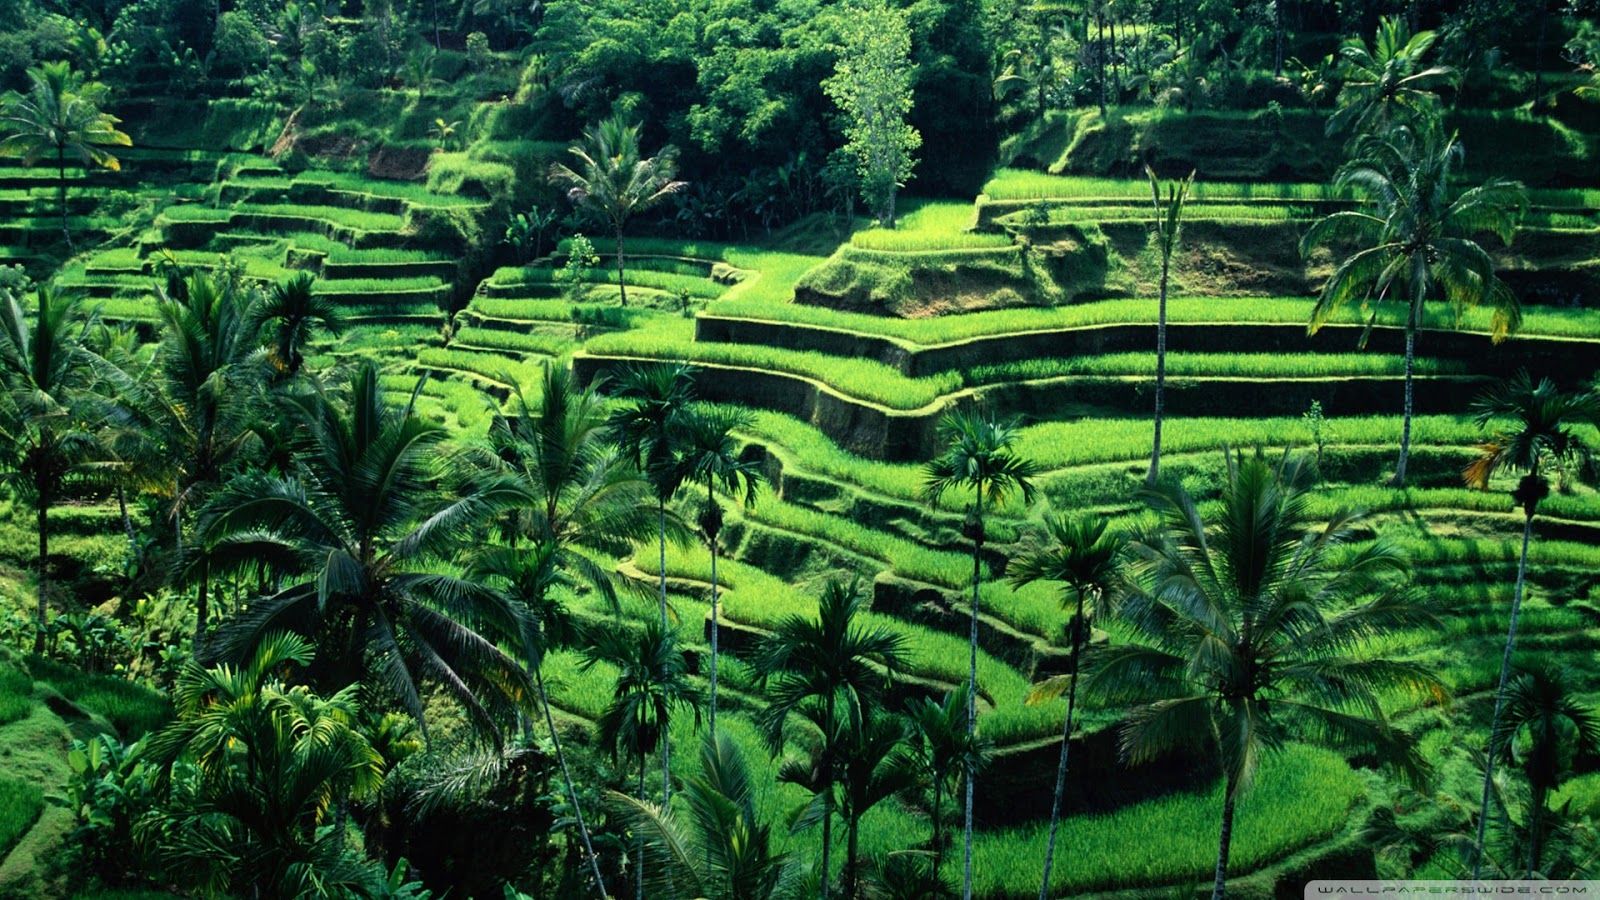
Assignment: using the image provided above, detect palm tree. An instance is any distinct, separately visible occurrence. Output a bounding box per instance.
[0,286,101,653]
[906,685,986,874]
[471,540,610,898]
[1301,117,1525,486]
[1325,16,1458,138]
[607,732,798,900]
[835,704,919,899]
[198,360,531,738]
[115,269,266,649]
[608,362,697,627]
[1006,512,1124,900]
[678,404,763,739]
[923,407,1036,900]
[1491,665,1600,877]
[141,631,391,898]
[1145,166,1193,487]
[469,363,661,796]
[0,61,131,247]
[583,618,702,900]
[1464,372,1600,877]
[1089,450,1442,900]
[549,115,688,306]
[251,271,341,379]
[754,578,908,900]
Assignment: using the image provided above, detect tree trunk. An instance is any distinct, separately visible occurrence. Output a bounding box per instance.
[1528,786,1545,878]
[1391,315,1416,487]
[708,483,721,740]
[616,228,628,307]
[1472,506,1536,879]
[884,186,897,230]
[846,813,861,899]
[33,500,49,654]
[1173,0,1182,52]
[932,776,944,872]
[1109,12,1119,98]
[962,493,983,900]
[1212,775,1238,900]
[117,484,142,568]
[657,498,672,806]
[1036,592,1085,900]
[1096,10,1107,114]
[537,667,610,898]
[1149,251,1170,487]
[194,558,210,655]
[1273,0,1284,78]
[636,756,646,900]
[822,689,836,900]
[56,144,78,251]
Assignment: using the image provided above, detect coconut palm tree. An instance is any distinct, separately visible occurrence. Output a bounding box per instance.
[114,269,267,649]
[251,271,342,379]
[906,685,987,874]
[1325,15,1458,138]
[0,286,102,652]
[677,404,763,739]
[1301,117,1525,486]
[467,363,657,612]
[0,61,131,247]
[1464,372,1600,877]
[1006,512,1124,900]
[608,362,697,627]
[197,360,531,738]
[1491,665,1600,877]
[548,115,688,306]
[1145,166,1193,487]
[835,704,919,898]
[141,630,392,898]
[1089,450,1442,900]
[754,578,907,900]
[471,539,610,898]
[923,407,1036,900]
[606,732,799,900]
[583,618,701,900]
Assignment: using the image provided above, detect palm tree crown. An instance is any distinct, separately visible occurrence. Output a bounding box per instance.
[548,115,688,306]
[198,361,530,739]
[252,272,342,379]
[1465,371,1598,513]
[1326,15,1458,137]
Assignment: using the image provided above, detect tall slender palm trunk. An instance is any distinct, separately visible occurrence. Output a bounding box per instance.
[1036,592,1086,900]
[1149,257,1170,486]
[963,493,984,900]
[1472,505,1537,879]
[822,690,836,900]
[1212,775,1238,900]
[117,484,142,567]
[33,501,49,654]
[194,559,211,655]
[537,667,609,898]
[707,482,722,740]
[636,756,646,900]
[57,144,73,250]
[656,499,671,806]
[615,229,628,307]
[1392,316,1416,486]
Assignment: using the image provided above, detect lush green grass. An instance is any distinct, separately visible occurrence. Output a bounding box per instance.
[487,264,727,300]
[450,326,571,357]
[0,775,44,859]
[706,295,1600,344]
[966,744,1363,896]
[0,664,31,727]
[850,201,1012,251]
[27,657,172,739]
[587,325,1463,410]
[233,203,408,233]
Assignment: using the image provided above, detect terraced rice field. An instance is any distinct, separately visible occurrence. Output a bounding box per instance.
[11,144,1600,896]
